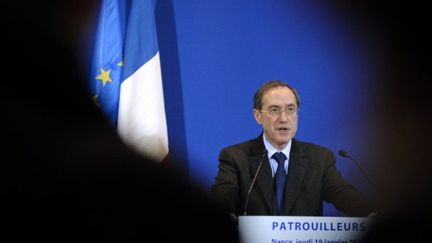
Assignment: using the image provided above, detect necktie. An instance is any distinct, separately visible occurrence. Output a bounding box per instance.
[272,152,287,215]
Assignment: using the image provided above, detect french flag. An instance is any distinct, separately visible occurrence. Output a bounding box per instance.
[90,0,169,163]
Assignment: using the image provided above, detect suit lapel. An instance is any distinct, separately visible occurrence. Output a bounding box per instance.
[248,136,274,213]
[283,139,309,214]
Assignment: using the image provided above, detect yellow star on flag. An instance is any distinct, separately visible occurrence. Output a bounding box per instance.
[95,67,113,86]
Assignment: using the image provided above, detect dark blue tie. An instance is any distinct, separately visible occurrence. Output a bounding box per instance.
[272,152,287,215]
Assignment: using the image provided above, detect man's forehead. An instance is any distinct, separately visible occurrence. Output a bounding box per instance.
[263,87,295,103]
[265,86,294,96]
[267,103,296,108]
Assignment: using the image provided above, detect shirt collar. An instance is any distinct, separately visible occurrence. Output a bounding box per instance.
[262,134,292,160]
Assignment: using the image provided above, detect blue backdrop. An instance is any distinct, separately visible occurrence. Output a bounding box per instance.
[86,0,380,216]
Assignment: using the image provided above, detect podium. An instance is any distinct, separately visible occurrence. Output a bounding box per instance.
[239,216,370,243]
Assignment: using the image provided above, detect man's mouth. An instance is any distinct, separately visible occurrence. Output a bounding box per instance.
[276,127,289,131]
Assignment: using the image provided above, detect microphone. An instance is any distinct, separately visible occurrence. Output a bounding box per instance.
[338,150,374,188]
[243,149,268,215]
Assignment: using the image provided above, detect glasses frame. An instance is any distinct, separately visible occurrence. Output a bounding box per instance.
[259,105,299,117]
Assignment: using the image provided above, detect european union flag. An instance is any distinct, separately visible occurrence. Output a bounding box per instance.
[90,0,127,126]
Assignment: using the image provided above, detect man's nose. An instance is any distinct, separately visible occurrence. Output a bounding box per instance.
[278,112,289,122]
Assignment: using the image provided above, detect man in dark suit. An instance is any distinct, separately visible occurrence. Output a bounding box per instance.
[211,80,371,217]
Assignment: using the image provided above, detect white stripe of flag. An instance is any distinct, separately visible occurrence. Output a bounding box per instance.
[118,52,168,162]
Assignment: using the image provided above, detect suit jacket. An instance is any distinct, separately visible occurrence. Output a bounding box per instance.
[210,135,371,217]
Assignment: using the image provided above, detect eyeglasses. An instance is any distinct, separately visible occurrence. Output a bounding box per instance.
[260,106,299,116]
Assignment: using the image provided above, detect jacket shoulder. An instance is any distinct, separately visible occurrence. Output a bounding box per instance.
[294,139,334,156]
[221,137,260,154]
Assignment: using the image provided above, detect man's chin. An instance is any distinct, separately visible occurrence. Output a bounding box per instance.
[275,139,291,147]
[276,135,292,143]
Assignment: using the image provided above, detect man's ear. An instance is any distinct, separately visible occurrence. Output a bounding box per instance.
[253,109,262,125]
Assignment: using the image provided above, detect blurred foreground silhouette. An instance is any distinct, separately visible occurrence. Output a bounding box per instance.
[1,2,238,242]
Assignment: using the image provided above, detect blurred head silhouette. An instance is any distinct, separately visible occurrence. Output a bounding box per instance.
[2,1,238,242]
[329,0,431,241]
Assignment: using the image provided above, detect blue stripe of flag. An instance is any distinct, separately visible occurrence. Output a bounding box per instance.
[122,0,159,80]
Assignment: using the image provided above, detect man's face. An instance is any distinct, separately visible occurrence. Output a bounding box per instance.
[253,86,298,150]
